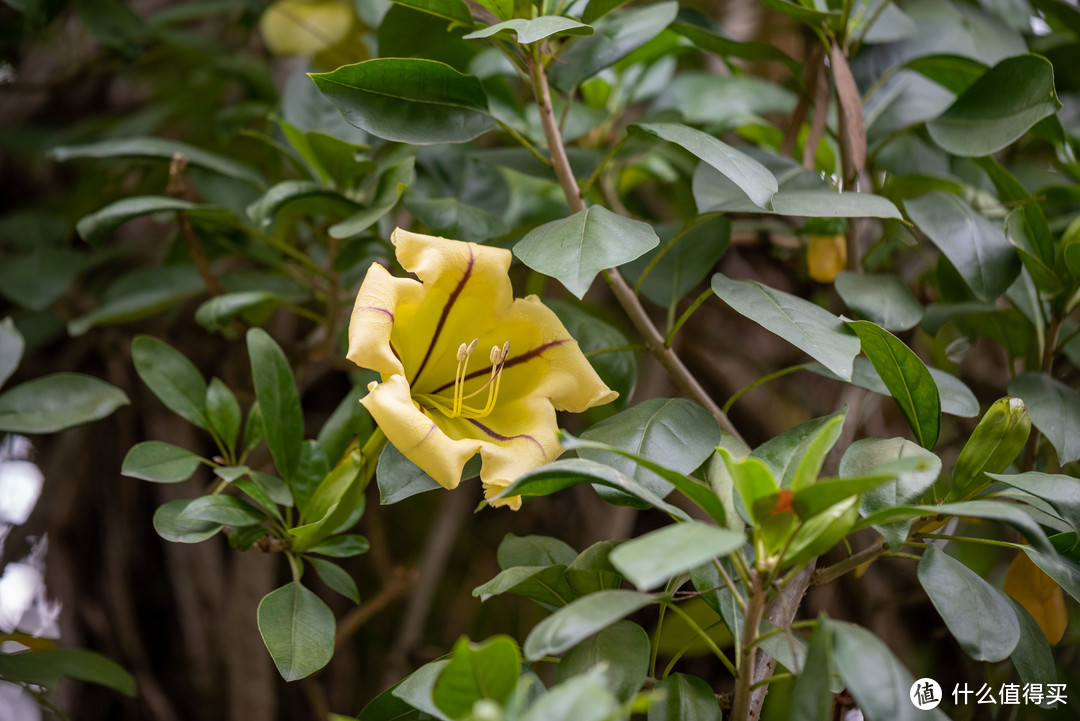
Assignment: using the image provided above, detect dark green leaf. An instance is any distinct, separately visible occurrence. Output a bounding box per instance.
[556,621,649,703]
[498,533,577,569]
[1022,546,1080,603]
[752,410,846,491]
[0,317,23,389]
[316,383,374,466]
[257,582,335,681]
[988,472,1080,532]
[308,534,369,558]
[308,557,360,603]
[376,442,449,504]
[121,441,203,483]
[1008,598,1058,689]
[247,328,304,482]
[648,673,721,721]
[328,156,415,239]
[609,522,744,590]
[632,123,777,210]
[311,59,495,145]
[522,590,654,660]
[433,636,521,717]
[404,196,508,244]
[905,191,1019,302]
[790,622,834,721]
[670,20,797,71]
[152,499,222,543]
[0,648,135,697]
[621,214,731,308]
[1005,208,1060,294]
[861,499,1053,554]
[0,247,83,312]
[515,206,659,299]
[473,565,577,607]
[903,54,987,95]
[206,377,241,453]
[845,320,940,449]
[758,0,841,29]
[246,180,360,229]
[547,300,635,410]
[1008,373,1080,465]
[389,0,472,24]
[75,196,232,246]
[549,2,678,91]
[926,55,1062,157]
[834,272,923,331]
[51,137,266,189]
[69,266,206,336]
[917,544,1020,661]
[181,494,266,526]
[827,619,929,721]
[712,273,860,381]
[0,373,130,433]
[805,358,978,418]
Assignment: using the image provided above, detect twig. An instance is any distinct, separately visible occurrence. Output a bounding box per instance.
[335,566,416,649]
[168,153,224,296]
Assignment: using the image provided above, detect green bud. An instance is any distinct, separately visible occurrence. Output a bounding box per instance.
[948,397,1031,501]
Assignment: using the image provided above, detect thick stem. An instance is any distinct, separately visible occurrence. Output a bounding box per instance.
[732,572,768,721]
[529,52,743,442]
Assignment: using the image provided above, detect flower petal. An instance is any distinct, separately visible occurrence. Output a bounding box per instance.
[360,374,481,489]
[347,263,420,378]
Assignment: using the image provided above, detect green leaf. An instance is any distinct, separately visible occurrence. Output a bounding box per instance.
[308,557,360,603]
[1005,209,1059,295]
[1022,546,1080,603]
[181,494,266,526]
[647,673,721,721]
[917,544,1020,661]
[578,398,720,504]
[329,157,415,239]
[581,0,632,24]
[498,533,577,568]
[205,377,242,453]
[291,447,367,553]
[621,214,731,308]
[0,373,130,433]
[121,441,203,483]
[988,472,1080,533]
[246,180,360,229]
[464,17,593,44]
[926,55,1062,157]
[860,499,1053,554]
[845,320,940,449]
[69,266,206,336]
[316,383,374,465]
[75,196,232,246]
[0,247,83,312]
[389,0,472,24]
[243,401,265,456]
[496,458,691,521]
[751,410,846,491]
[556,621,649,703]
[758,0,841,30]
[247,328,304,482]
[0,317,23,389]
[152,499,223,543]
[50,137,266,189]
[514,206,659,300]
[433,636,521,717]
[376,442,451,504]
[549,2,678,91]
[391,661,453,721]
[826,619,927,721]
[905,191,1019,302]
[670,20,797,72]
[473,565,577,607]
[310,59,495,145]
[1008,598,1058,689]
[609,522,744,591]
[805,358,978,418]
[632,123,777,210]
[1008,372,1080,465]
[257,582,335,681]
[521,667,619,721]
[904,54,988,95]
[711,273,860,380]
[834,272,923,331]
[790,622,834,721]
[0,648,135,696]
[308,534,369,558]
[522,590,654,660]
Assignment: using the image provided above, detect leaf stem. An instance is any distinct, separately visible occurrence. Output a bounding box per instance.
[666,288,715,348]
[664,602,737,676]
[722,364,807,414]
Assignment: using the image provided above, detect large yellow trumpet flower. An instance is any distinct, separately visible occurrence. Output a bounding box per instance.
[347,229,618,509]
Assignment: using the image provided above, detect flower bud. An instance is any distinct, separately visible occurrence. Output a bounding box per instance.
[948,397,1031,501]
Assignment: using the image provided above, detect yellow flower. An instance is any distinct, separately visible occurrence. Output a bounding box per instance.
[347,228,618,509]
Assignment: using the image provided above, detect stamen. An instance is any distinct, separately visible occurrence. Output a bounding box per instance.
[451,338,479,417]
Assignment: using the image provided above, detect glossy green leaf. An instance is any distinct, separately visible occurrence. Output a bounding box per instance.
[1008,372,1080,465]
[670,20,797,71]
[632,123,777,210]
[69,266,206,336]
[473,565,576,607]
[308,534,370,558]
[464,17,593,44]
[246,180,359,229]
[647,672,721,721]
[121,441,203,483]
[904,54,987,94]
[152,499,222,543]
[521,667,619,721]
[404,196,508,245]
[515,206,658,299]
[497,459,691,521]
[1008,598,1058,689]
[610,522,743,590]
[1005,208,1060,294]
[917,544,1019,661]
[308,557,360,603]
[0,648,135,696]
[756,410,846,492]
[1022,546,1080,603]
[433,636,520,717]
[578,398,719,501]
[522,590,654,660]
[257,582,335,681]
[291,447,367,553]
[622,214,731,308]
[248,328,304,482]
[846,320,940,449]
[51,137,266,188]
[790,622,834,721]
[75,196,233,246]
[926,55,1062,156]
[316,384,374,466]
[205,377,241,452]
[783,496,859,567]
[311,59,495,145]
[712,273,860,380]
[0,317,23,389]
[328,157,415,239]
[0,373,130,433]
[556,621,649,703]
[806,358,978,418]
[549,2,678,91]
[988,472,1080,532]
[181,494,265,526]
[860,499,1053,554]
[834,272,923,331]
[497,533,577,569]
[827,619,928,721]
[905,191,1019,302]
[389,661,452,721]
[376,442,452,504]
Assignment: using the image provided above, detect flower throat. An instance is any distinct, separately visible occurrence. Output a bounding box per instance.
[414,339,510,420]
